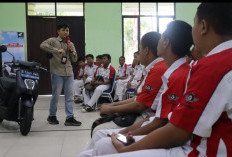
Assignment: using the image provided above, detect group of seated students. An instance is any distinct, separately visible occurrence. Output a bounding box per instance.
[74,51,147,113]
[77,3,232,157]
[73,54,116,112]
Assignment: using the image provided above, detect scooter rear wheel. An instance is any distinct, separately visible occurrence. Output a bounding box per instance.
[20,106,33,136]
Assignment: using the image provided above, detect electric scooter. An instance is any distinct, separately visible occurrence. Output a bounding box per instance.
[0,45,47,136]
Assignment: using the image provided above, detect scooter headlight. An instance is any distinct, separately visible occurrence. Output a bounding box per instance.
[24,79,35,90]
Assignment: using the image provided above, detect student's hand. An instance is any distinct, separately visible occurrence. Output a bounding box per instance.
[101,103,111,106]
[96,81,101,85]
[91,79,96,85]
[110,133,126,153]
[119,129,128,135]
[58,49,65,55]
[100,105,112,114]
[126,82,131,89]
[134,87,138,93]
[110,132,135,153]
[116,75,119,80]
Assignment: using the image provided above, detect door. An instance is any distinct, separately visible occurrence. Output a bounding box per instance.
[27,16,85,95]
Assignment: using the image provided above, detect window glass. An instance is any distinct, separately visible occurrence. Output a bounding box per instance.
[28,3,55,16]
[140,17,157,38]
[124,18,138,64]
[158,3,174,16]
[140,3,156,15]
[122,2,175,60]
[159,18,173,34]
[57,3,83,16]
[122,3,139,16]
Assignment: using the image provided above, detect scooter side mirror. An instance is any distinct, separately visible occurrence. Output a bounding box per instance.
[0,45,7,53]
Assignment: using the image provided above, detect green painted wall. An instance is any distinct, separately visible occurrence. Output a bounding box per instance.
[0,3,27,60]
[176,3,200,26]
[0,2,200,66]
[85,3,122,69]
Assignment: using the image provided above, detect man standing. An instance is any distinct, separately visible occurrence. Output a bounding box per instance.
[40,23,82,126]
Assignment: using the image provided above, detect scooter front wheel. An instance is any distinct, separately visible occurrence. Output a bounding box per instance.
[20,106,33,136]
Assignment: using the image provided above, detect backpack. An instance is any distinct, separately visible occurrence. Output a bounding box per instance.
[84,76,104,92]
[91,113,118,137]
[90,112,140,137]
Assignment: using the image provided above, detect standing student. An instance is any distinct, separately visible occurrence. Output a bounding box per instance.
[40,23,82,126]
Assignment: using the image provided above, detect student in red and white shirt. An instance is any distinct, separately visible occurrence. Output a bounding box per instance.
[84,3,232,157]
[73,57,85,100]
[77,20,194,157]
[79,31,168,152]
[83,54,98,84]
[82,54,115,112]
[95,55,103,67]
[126,52,145,94]
[114,56,129,101]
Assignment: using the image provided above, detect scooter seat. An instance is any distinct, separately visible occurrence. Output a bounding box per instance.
[14,60,41,68]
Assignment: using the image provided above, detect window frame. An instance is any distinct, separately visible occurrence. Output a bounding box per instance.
[26,2,85,17]
[122,2,176,57]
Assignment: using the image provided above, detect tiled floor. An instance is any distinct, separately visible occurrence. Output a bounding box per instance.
[0,95,100,157]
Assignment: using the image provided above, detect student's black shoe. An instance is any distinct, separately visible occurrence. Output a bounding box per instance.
[114,99,119,102]
[74,97,83,103]
[81,103,87,107]
[64,116,82,126]
[47,116,59,125]
[81,105,95,112]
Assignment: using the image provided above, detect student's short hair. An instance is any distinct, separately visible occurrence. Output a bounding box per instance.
[119,56,125,60]
[134,51,139,56]
[78,57,85,62]
[197,3,232,36]
[163,20,193,58]
[57,23,69,30]
[96,55,103,59]
[85,54,94,59]
[141,32,161,57]
[102,54,111,60]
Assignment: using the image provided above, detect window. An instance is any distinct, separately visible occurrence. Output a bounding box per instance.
[122,2,175,64]
[27,2,84,16]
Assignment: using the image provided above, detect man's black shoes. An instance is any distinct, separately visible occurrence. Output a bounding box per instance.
[47,116,59,125]
[64,116,82,126]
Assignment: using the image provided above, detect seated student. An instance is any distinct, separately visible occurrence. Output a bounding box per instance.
[127,59,136,76]
[92,32,168,135]
[83,54,98,84]
[73,57,85,103]
[114,56,131,101]
[95,55,103,67]
[82,54,116,112]
[126,51,145,95]
[78,20,193,156]
[185,46,204,64]
[81,3,232,157]
[74,54,98,104]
